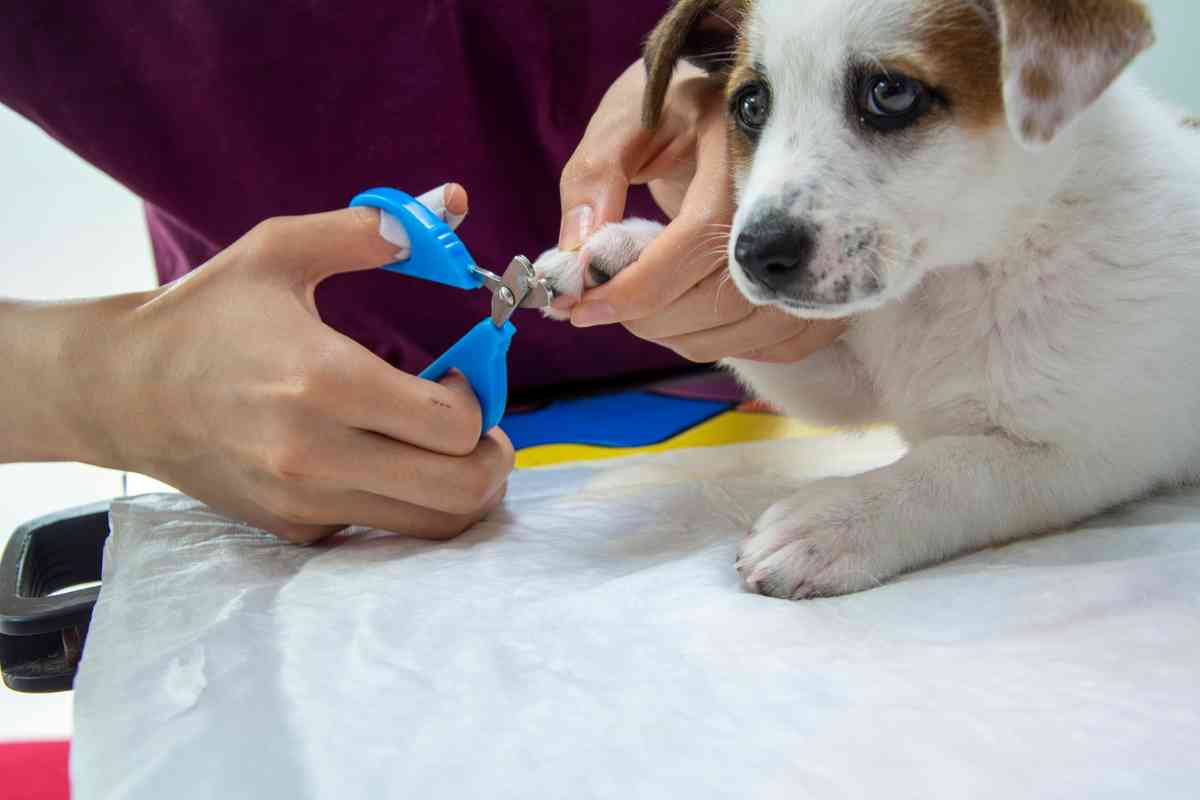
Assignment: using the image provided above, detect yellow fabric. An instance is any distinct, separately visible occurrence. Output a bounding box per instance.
[514,411,840,469]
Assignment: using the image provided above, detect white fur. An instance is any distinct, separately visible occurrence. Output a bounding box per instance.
[535,0,1200,599]
[536,219,663,318]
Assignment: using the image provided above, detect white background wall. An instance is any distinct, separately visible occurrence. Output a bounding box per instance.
[0,0,1196,740]
[1131,0,1199,114]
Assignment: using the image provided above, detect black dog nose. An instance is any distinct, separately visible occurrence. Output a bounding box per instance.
[734,215,817,292]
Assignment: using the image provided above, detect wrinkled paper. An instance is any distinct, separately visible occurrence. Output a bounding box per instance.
[72,432,1200,799]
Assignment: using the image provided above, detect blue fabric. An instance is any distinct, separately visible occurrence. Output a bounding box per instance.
[501,392,731,450]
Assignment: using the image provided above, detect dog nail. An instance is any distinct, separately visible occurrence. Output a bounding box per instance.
[572,302,615,327]
[559,205,594,252]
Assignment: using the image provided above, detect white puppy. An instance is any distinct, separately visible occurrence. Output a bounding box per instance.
[535,0,1200,599]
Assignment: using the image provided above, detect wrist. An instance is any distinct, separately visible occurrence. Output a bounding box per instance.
[0,294,147,467]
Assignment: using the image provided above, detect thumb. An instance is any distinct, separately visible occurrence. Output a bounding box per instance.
[379,183,471,260]
[561,146,648,251]
[558,158,632,253]
[557,61,661,251]
[274,184,470,285]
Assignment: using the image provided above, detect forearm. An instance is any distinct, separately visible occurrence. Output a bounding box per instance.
[0,295,139,465]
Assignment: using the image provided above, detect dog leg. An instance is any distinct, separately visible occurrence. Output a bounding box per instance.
[737,435,1147,599]
[533,219,664,319]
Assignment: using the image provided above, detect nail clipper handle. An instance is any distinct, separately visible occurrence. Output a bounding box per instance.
[350,188,483,290]
[419,319,516,433]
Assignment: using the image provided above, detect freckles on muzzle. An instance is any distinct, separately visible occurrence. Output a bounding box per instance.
[730,207,886,310]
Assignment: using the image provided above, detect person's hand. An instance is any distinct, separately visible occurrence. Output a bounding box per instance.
[76,185,513,543]
[558,61,846,363]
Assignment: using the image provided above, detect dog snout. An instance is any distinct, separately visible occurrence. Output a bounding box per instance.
[734,213,817,293]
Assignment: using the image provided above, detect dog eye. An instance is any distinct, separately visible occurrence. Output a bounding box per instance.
[732,81,771,136]
[858,73,931,131]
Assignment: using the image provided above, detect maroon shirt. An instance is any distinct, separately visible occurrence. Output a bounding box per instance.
[0,1,690,397]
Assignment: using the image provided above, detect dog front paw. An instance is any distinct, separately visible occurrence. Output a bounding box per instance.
[532,218,663,319]
[736,479,902,600]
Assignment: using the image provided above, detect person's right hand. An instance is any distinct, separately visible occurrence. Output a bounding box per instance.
[78,185,513,543]
[557,61,847,364]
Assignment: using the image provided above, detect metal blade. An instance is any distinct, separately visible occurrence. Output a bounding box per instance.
[481,256,554,327]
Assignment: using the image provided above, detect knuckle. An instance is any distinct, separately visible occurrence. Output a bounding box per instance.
[345,204,379,233]
[560,155,606,192]
[247,217,290,252]
[291,347,341,401]
[263,434,315,482]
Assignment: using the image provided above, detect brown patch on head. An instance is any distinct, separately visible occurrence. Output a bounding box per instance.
[994,0,1154,147]
[902,1,1004,133]
[643,0,749,128]
[1000,0,1152,53]
[1020,63,1060,102]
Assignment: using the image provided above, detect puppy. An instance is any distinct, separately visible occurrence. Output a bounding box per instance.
[535,0,1200,599]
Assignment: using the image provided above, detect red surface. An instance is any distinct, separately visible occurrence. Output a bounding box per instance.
[0,741,70,800]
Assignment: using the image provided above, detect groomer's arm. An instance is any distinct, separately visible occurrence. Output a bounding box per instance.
[0,187,513,543]
[558,61,845,363]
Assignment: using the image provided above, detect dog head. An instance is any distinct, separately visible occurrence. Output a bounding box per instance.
[644,0,1154,317]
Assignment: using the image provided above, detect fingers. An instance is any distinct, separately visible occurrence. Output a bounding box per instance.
[558,145,638,253]
[318,343,486,457]
[245,183,471,286]
[379,183,472,261]
[618,264,838,364]
[658,310,842,364]
[732,319,849,363]
[341,483,506,540]
[571,110,734,327]
[415,183,469,230]
[295,483,507,543]
[245,206,403,285]
[569,207,732,328]
[290,424,514,516]
[259,482,506,544]
[621,268,754,342]
[617,264,849,363]
[558,62,654,250]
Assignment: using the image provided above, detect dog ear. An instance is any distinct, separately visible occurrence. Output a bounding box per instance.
[643,0,744,129]
[991,0,1154,148]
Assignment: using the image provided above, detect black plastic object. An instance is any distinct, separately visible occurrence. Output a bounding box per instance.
[0,502,111,693]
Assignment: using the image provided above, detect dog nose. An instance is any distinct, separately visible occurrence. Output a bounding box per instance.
[734,216,816,292]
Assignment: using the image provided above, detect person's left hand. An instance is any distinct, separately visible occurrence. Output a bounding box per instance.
[556,60,845,364]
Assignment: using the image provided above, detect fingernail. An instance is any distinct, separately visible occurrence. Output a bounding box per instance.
[571,302,615,327]
[559,205,594,252]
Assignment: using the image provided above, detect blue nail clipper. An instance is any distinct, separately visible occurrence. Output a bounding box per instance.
[349,188,555,434]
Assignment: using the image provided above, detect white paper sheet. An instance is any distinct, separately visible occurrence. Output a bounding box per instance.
[70,432,1200,799]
